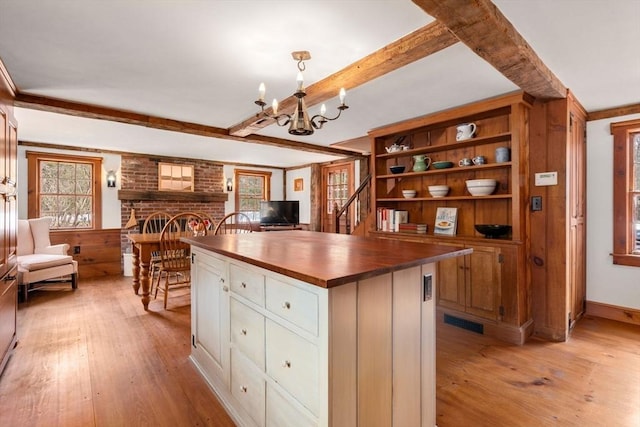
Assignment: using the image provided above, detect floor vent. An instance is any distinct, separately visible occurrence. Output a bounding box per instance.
[443,313,484,335]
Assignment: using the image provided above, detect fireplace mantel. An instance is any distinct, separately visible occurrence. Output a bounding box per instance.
[118,190,228,202]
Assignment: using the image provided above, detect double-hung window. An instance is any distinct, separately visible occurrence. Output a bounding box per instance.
[234,169,271,222]
[611,119,640,266]
[27,152,102,229]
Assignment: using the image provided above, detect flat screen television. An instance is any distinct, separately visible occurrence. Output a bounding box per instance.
[260,200,300,226]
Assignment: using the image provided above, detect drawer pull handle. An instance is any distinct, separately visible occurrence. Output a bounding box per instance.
[282,360,291,368]
[282,301,291,310]
[240,386,247,393]
[222,285,229,292]
[241,328,247,335]
[241,282,247,288]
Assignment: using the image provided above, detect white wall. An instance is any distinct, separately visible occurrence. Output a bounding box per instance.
[17,146,122,229]
[586,113,640,310]
[285,167,311,224]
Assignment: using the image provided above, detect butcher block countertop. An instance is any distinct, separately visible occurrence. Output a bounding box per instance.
[183,230,471,288]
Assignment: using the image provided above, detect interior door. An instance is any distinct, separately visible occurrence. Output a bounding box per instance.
[321,163,353,232]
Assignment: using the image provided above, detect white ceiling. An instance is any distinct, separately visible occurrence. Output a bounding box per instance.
[0,0,638,168]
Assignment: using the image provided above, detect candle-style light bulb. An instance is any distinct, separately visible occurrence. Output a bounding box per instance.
[258,83,266,102]
[296,71,304,90]
[339,88,346,105]
[320,104,327,116]
[272,99,279,115]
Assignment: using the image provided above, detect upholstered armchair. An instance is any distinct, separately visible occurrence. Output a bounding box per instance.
[17,217,78,301]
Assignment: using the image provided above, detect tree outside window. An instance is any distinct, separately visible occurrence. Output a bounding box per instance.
[611,119,640,266]
[27,152,102,229]
[234,169,271,221]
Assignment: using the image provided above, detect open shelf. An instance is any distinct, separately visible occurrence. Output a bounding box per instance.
[378,162,512,179]
[376,132,512,159]
[378,194,512,202]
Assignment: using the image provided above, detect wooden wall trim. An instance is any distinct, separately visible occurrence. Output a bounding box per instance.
[586,301,640,327]
[50,228,122,279]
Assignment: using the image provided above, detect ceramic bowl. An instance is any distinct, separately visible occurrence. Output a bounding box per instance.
[465,179,497,196]
[402,190,417,198]
[428,185,449,198]
[390,165,406,174]
[475,224,512,238]
[432,161,454,169]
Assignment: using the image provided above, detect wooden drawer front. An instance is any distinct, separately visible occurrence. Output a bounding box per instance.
[266,384,317,427]
[265,277,318,335]
[230,263,265,306]
[230,298,265,370]
[266,320,319,416]
[231,349,266,427]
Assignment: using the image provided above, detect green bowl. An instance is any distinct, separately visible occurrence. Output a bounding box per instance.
[432,161,454,169]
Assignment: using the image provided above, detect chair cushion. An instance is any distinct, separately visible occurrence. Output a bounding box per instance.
[18,254,74,271]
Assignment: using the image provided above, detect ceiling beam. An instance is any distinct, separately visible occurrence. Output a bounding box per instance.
[412,0,566,99]
[13,92,360,157]
[228,20,459,137]
[587,102,640,122]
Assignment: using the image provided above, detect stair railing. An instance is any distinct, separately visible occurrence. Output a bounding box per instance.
[334,174,371,234]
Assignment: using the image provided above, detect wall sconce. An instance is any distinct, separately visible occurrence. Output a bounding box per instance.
[226,177,233,192]
[107,170,117,188]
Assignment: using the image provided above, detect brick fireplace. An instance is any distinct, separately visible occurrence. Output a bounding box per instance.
[119,154,228,252]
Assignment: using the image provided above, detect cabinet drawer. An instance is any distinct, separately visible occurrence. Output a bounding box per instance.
[230,263,265,306]
[230,298,265,370]
[231,349,266,427]
[265,277,318,335]
[266,320,319,416]
[266,384,317,427]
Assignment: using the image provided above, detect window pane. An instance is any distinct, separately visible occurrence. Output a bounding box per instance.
[633,134,640,191]
[634,194,640,253]
[38,159,94,229]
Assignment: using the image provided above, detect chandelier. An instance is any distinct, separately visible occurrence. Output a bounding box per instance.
[254,51,348,136]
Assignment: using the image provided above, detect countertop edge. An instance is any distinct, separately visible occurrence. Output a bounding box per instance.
[183,235,472,288]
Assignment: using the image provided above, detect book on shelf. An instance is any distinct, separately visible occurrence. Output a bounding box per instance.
[434,207,458,236]
[376,208,408,232]
[398,223,428,234]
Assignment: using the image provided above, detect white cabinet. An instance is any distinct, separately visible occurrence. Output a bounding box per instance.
[190,247,230,388]
[190,245,437,427]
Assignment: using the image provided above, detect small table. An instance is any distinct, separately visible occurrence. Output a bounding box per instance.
[126,233,161,310]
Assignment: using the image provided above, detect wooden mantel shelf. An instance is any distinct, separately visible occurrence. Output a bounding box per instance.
[118,189,228,202]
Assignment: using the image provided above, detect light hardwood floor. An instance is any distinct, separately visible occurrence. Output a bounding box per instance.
[0,276,638,426]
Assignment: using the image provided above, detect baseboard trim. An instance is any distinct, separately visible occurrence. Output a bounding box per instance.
[586,301,640,326]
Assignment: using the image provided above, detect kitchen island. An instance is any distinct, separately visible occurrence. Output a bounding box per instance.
[182,231,470,427]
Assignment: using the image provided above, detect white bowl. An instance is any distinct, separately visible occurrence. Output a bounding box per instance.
[402,190,417,198]
[428,185,449,198]
[465,179,496,196]
[466,179,497,187]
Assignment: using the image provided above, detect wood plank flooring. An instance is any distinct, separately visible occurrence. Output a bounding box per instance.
[0,275,638,426]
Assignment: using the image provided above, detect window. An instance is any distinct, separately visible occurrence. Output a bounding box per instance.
[611,119,640,266]
[27,152,102,229]
[234,169,271,221]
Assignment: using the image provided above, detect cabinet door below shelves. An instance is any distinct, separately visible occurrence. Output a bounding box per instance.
[465,246,501,321]
[436,244,503,322]
[436,244,465,313]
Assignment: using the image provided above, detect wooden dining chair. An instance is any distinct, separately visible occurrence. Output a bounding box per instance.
[142,211,173,294]
[213,212,253,235]
[155,212,207,309]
